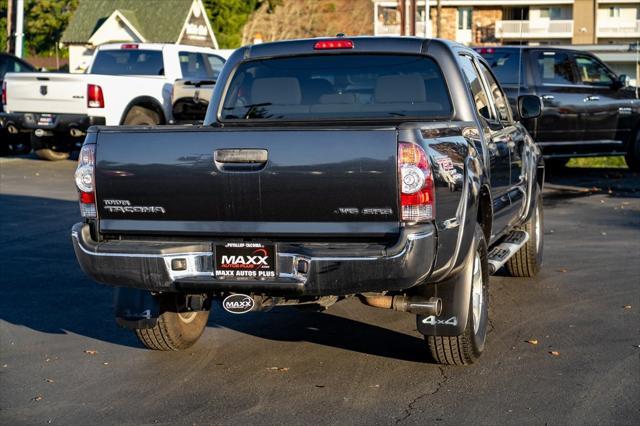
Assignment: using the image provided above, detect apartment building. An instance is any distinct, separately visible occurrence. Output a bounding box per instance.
[372,1,639,46]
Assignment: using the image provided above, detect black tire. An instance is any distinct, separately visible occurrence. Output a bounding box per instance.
[625,132,640,172]
[506,187,543,278]
[31,134,70,161]
[426,224,489,365]
[135,294,209,351]
[123,106,161,125]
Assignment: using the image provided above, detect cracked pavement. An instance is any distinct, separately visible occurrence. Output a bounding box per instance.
[1,156,639,425]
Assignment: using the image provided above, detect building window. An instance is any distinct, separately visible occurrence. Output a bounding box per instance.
[458,7,472,30]
[609,7,621,18]
[377,5,399,25]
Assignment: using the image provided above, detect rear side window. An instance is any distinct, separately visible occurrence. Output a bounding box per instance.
[179,52,225,80]
[534,51,575,85]
[220,54,452,122]
[477,49,522,86]
[574,55,614,86]
[91,49,164,76]
[459,55,493,121]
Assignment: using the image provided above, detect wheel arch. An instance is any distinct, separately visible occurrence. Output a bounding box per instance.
[120,96,166,125]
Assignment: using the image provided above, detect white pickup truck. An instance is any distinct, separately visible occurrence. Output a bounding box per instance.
[0,43,228,160]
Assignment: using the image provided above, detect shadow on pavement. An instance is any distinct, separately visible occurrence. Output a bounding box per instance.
[0,193,428,361]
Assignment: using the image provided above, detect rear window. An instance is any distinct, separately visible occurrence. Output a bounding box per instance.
[477,49,523,86]
[91,49,164,76]
[179,51,225,80]
[220,54,452,122]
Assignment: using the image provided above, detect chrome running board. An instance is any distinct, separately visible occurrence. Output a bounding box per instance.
[488,230,529,275]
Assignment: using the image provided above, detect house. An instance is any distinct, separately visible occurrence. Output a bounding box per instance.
[61,0,219,73]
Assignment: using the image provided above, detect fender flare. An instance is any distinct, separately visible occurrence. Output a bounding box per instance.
[119,96,166,125]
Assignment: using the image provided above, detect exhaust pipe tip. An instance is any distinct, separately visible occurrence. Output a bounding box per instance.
[70,128,85,138]
[6,124,18,134]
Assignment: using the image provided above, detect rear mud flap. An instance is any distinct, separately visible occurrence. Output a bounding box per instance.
[416,240,475,337]
[114,287,160,330]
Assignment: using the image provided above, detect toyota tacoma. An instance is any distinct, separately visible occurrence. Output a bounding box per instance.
[72,37,545,365]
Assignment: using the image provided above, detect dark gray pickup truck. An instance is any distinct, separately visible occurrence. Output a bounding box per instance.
[72,37,545,365]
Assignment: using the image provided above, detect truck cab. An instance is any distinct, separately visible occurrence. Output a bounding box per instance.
[477,47,640,170]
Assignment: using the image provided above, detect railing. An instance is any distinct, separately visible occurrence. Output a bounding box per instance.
[495,20,573,38]
[597,20,640,37]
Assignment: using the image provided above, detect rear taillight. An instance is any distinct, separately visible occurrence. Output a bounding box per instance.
[398,142,435,222]
[314,39,354,50]
[75,144,97,218]
[87,84,104,108]
[1,81,6,106]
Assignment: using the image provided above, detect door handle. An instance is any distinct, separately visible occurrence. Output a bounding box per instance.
[583,96,600,102]
[214,149,268,164]
[541,95,554,101]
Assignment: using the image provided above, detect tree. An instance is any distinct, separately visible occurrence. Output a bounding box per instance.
[1,1,7,53]
[242,0,373,45]
[203,0,262,49]
[23,0,77,56]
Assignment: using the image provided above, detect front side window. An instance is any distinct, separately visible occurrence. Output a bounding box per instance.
[535,52,576,85]
[91,49,164,76]
[478,62,512,122]
[220,54,452,122]
[574,55,614,86]
[459,55,494,121]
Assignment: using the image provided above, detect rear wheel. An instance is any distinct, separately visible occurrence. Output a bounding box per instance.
[123,106,161,126]
[426,224,489,365]
[506,187,543,278]
[625,132,640,172]
[135,293,210,351]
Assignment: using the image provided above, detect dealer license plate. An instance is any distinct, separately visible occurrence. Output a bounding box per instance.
[37,114,55,126]
[215,242,276,279]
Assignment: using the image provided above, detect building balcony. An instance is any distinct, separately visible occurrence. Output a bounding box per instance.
[496,20,573,39]
[597,20,640,38]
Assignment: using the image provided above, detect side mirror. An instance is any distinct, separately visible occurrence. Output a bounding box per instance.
[618,74,630,88]
[517,95,543,119]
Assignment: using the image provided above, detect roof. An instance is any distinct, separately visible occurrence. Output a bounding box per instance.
[61,0,194,44]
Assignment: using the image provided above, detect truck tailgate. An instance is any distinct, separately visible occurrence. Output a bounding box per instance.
[4,72,87,114]
[95,127,400,238]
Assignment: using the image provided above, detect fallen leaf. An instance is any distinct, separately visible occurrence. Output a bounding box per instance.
[526,339,539,345]
[558,268,568,273]
[32,395,43,401]
[45,358,51,362]
[315,385,325,388]
[369,384,380,388]
[84,350,98,355]
[266,367,289,372]
[549,351,560,356]
[601,232,607,236]
[44,378,54,383]
[623,305,632,309]
[103,362,109,366]
[2,364,7,368]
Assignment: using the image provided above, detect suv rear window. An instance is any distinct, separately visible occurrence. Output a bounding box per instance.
[91,49,164,76]
[220,54,452,122]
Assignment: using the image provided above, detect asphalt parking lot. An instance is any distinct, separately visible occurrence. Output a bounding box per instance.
[0,155,639,425]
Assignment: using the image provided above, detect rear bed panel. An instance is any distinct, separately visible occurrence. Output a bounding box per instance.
[95,127,400,237]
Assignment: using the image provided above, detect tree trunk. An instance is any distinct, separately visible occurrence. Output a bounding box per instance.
[436,0,442,38]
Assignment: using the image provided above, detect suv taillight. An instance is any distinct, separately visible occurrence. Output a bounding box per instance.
[398,142,435,222]
[1,81,6,106]
[75,144,97,218]
[87,84,104,108]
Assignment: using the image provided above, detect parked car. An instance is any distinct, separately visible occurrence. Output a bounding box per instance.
[0,53,36,155]
[476,46,640,171]
[72,37,545,365]
[171,50,232,124]
[0,43,227,160]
